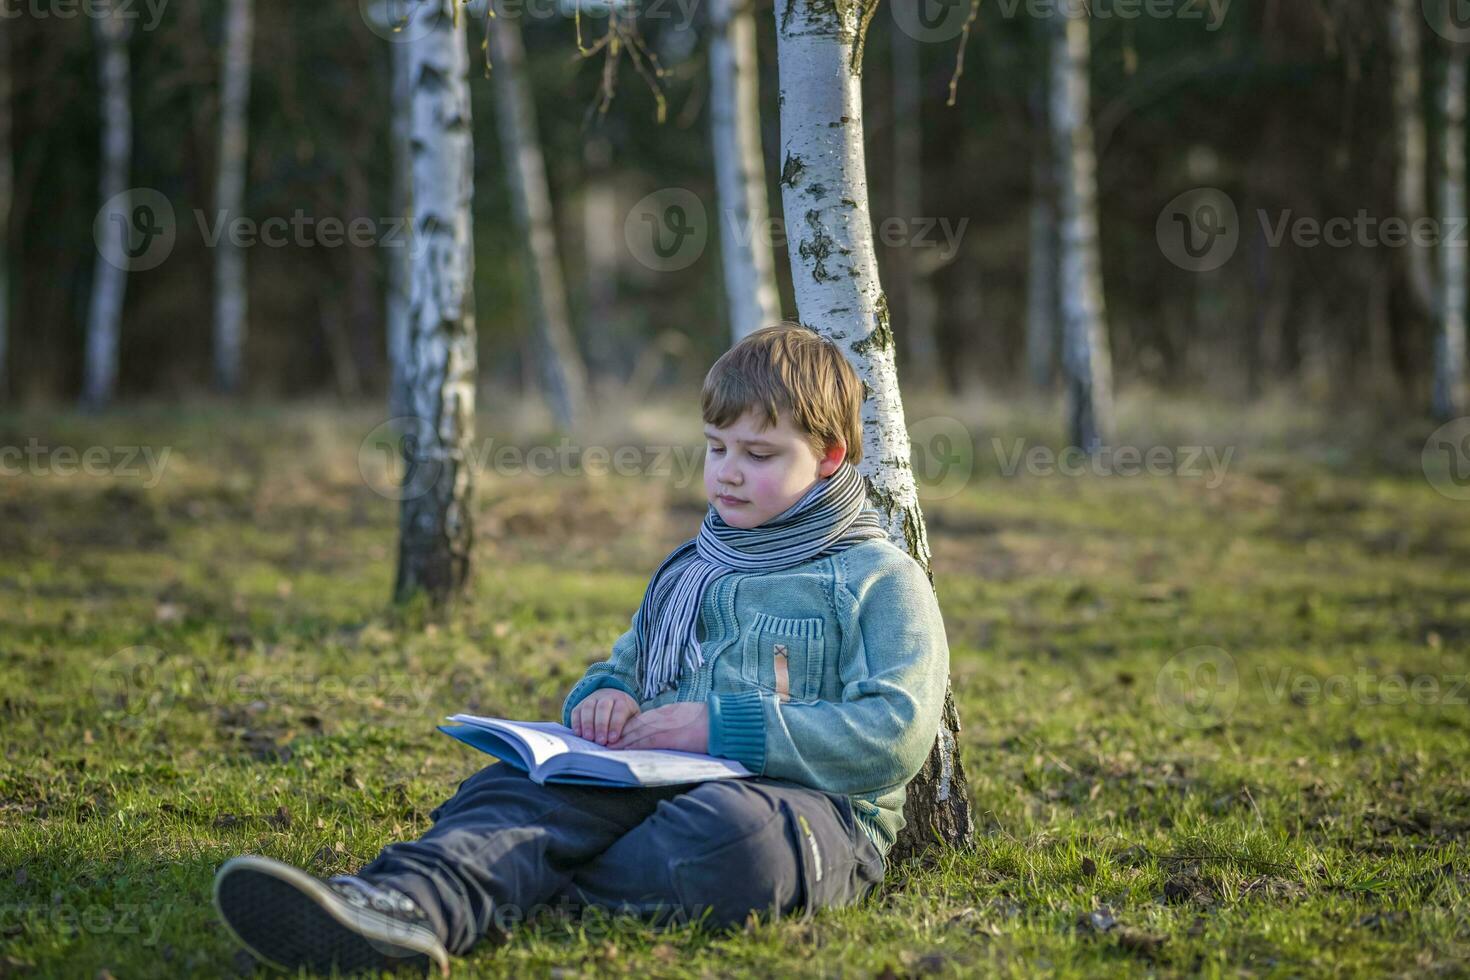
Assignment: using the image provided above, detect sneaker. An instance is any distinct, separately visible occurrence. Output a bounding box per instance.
[213,855,451,976]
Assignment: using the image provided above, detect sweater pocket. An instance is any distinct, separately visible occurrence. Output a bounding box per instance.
[739,612,825,702]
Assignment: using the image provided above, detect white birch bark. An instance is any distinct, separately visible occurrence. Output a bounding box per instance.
[213,0,253,393]
[1390,0,1435,322]
[1436,32,1469,422]
[0,23,10,402]
[773,0,971,862]
[82,0,133,409]
[485,14,588,432]
[393,0,478,605]
[1050,8,1113,450]
[709,0,781,342]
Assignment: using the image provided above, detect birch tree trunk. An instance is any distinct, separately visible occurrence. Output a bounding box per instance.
[1390,0,1435,322]
[387,31,413,419]
[709,0,781,342]
[485,15,587,432]
[1026,62,1057,391]
[0,22,11,402]
[393,0,478,606]
[1049,9,1113,450]
[1436,29,1469,422]
[82,0,133,410]
[888,9,941,386]
[213,0,253,393]
[774,0,972,864]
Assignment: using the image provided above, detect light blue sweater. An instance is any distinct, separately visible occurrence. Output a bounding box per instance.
[561,537,951,866]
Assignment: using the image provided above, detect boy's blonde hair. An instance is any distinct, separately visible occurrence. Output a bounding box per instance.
[701,322,864,466]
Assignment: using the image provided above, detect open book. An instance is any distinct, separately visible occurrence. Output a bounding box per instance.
[437,714,755,788]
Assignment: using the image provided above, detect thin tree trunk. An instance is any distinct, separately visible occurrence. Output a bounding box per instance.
[387,30,413,420]
[709,0,781,342]
[581,134,621,385]
[1436,30,1469,421]
[1390,0,1435,321]
[0,21,11,402]
[213,0,253,394]
[485,15,587,432]
[393,0,477,607]
[82,0,133,410]
[1025,54,1057,391]
[888,8,941,386]
[1050,9,1113,450]
[773,0,972,865]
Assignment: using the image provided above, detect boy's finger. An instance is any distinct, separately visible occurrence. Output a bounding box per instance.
[595,698,613,743]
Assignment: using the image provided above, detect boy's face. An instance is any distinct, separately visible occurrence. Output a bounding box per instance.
[703,408,845,529]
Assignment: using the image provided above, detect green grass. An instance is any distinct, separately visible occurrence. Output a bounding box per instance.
[1,394,1467,977]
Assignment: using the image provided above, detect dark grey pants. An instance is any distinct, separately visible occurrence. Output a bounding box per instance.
[353,761,886,956]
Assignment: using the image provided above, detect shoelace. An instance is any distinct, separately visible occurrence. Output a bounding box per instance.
[327,875,426,919]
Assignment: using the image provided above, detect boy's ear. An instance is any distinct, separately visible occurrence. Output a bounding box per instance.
[819,441,846,476]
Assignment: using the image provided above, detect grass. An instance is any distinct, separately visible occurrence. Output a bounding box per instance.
[0,391,1467,978]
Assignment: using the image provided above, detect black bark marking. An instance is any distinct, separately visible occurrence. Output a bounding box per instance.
[779,152,806,189]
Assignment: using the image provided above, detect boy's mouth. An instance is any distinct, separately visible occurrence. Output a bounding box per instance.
[717,494,747,505]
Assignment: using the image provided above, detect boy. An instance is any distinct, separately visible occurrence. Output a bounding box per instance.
[213,323,951,976]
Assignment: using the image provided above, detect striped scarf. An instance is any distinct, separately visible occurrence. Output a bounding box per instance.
[633,460,888,700]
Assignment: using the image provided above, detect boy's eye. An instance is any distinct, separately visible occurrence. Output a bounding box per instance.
[708,446,725,455]
[749,453,771,461]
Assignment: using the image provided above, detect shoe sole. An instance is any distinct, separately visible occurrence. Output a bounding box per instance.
[213,855,450,977]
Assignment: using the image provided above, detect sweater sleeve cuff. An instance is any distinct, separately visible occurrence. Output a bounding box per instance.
[707,690,768,774]
[562,675,640,728]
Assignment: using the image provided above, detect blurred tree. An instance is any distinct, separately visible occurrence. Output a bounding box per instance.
[484,11,588,433]
[1389,0,1434,329]
[213,0,254,393]
[0,20,10,403]
[81,0,133,410]
[773,0,972,865]
[1050,7,1112,451]
[1025,17,1057,392]
[394,0,478,607]
[887,6,940,387]
[709,0,781,341]
[1436,4,1468,422]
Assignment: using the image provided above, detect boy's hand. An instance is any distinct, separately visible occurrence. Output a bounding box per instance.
[571,689,640,745]
[612,703,709,754]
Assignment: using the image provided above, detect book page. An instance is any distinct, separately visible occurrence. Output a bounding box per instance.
[444,715,753,786]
